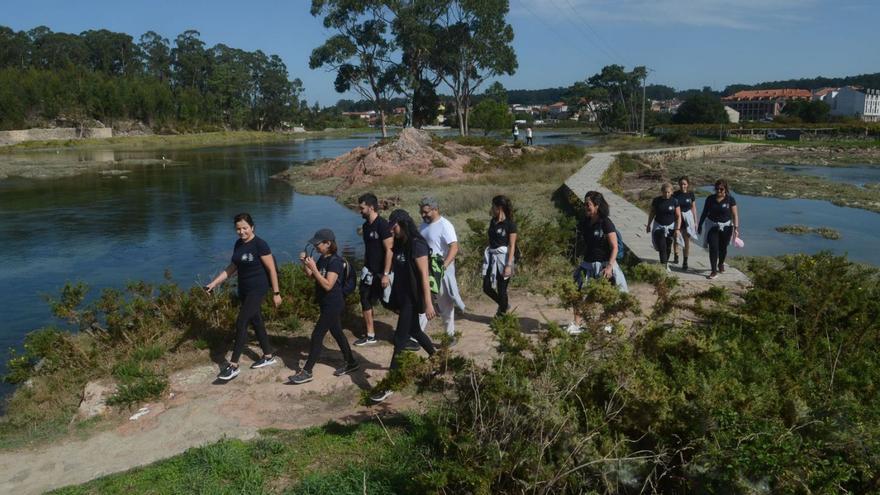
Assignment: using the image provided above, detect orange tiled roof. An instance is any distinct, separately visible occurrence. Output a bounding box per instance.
[813,87,839,97]
[722,89,812,101]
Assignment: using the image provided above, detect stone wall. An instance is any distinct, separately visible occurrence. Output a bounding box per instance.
[0,127,112,146]
[630,143,751,166]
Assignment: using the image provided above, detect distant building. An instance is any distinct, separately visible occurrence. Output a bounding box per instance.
[721,89,811,121]
[724,106,740,124]
[822,86,880,122]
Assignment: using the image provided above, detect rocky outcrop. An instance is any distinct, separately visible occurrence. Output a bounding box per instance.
[76,380,117,421]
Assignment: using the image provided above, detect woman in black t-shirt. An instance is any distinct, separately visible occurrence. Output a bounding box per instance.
[482,195,518,317]
[370,210,436,404]
[672,176,698,270]
[289,228,359,384]
[698,179,740,279]
[646,182,682,270]
[568,191,628,335]
[205,213,282,381]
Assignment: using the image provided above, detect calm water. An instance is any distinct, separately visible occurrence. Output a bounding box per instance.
[698,187,880,265]
[0,129,594,398]
[772,163,880,187]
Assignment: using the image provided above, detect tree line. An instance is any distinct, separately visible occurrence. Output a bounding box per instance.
[0,25,311,132]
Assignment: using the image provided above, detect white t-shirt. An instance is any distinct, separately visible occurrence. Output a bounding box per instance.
[420,217,458,259]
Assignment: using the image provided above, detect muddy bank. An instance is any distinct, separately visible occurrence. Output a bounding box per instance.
[610,146,880,213]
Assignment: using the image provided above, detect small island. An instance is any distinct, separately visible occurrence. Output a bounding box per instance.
[775,224,841,240]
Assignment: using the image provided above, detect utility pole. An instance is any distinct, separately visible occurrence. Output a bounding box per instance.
[640,74,646,137]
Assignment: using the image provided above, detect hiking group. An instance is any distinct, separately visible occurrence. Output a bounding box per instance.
[205,180,740,403]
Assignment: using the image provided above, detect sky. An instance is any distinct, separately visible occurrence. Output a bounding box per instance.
[2,0,878,105]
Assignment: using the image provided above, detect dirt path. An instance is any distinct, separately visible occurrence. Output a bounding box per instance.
[0,291,574,494]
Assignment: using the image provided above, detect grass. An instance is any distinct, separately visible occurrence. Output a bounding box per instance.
[49,418,431,494]
[775,224,841,240]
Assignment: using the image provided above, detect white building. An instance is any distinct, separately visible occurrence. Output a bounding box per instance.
[821,86,880,122]
[724,106,740,124]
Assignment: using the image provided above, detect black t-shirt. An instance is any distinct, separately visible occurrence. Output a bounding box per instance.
[391,237,430,309]
[702,194,737,224]
[488,217,517,249]
[362,216,392,274]
[651,196,679,225]
[673,191,696,213]
[315,255,344,308]
[232,236,271,295]
[579,217,616,263]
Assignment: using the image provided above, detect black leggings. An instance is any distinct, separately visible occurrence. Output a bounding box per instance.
[707,226,733,271]
[652,229,674,264]
[304,304,355,372]
[391,299,435,369]
[483,266,510,315]
[232,291,272,363]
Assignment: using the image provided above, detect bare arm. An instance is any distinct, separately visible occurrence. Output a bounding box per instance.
[381,236,393,288]
[674,206,682,231]
[602,231,619,279]
[502,234,517,278]
[260,254,282,307]
[732,205,740,234]
[206,263,237,291]
[415,255,435,319]
[444,241,459,269]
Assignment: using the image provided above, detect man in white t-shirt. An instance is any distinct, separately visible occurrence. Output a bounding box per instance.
[418,196,466,346]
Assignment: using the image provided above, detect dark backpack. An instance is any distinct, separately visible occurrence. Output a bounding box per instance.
[335,255,356,296]
[613,228,627,261]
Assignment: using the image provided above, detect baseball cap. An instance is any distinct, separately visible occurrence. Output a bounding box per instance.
[308,228,335,246]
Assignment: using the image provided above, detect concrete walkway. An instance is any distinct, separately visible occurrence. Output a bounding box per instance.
[564,147,750,284]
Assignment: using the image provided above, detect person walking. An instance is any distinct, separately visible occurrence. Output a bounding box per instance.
[418,197,466,346]
[568,191,628,335]
[354,193,393,346]
[526,126,533,145]
[646,183,682,271]
[370,210,436,403]
[512,124,519,143]
[205,213,281,381]
[698,179,740,280]
[289,229,359,384]
[482,195,518,317]
[672,176,698,271]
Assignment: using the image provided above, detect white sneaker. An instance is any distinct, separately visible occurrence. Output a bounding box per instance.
[565,322,583,335]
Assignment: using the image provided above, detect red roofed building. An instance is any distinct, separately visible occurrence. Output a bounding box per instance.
[721,89,811,121]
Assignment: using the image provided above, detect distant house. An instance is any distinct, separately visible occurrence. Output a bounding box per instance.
[823,86,880,122]
[342,110,377,124]
[721,89,811,121]
[724,106,740,124]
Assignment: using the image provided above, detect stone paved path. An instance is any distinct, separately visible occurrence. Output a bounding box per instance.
[564,147,750,284]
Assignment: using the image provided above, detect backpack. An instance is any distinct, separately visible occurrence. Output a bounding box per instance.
[613,228,627,261]
[428,253,444,295]
[335,255,356,296]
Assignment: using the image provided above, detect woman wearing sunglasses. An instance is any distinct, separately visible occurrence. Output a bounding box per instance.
[697,179,740,279]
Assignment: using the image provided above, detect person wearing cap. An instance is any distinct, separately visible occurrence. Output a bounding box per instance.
[370,209,436,403]
[354,193,393,346]
[289,228,359,384]
[205,213,281,381]
[418,196,466,346]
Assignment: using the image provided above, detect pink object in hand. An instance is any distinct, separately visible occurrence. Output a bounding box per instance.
[733,236,745,248]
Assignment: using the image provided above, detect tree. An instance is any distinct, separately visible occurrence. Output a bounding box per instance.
[782,99,830,123]
[0,27,30,69]
[139,31,172,82]
[470,98,511,136]
[582,64,647,132]
[430,0,517,136]
[673,93,729,124]
[172,30,209,92]
[310,1,399,137]
[483,81,507,104]
[81,29,141,75]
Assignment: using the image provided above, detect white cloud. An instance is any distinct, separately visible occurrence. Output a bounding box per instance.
[515,0,820,30]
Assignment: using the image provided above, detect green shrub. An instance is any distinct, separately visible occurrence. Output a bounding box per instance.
[659,130,696,145]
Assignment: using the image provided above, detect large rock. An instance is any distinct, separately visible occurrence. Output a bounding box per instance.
[309,128,487,192]
[76,380,117,420]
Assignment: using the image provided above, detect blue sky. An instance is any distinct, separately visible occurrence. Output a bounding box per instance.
[3,0,877,104]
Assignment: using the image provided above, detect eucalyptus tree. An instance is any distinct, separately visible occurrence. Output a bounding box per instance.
[581,64,647,132]
[139,31,172,82]
[429,0,517,136]
[310,0,399,137]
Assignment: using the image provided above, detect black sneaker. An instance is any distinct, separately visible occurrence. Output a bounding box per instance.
[354,335,378,346]
[370,389,394,403]
[288,370,313,384]
[333,361,360,376]
[673,253,679,264]
[403,341,421,352]
[218,364,239,381]
[682,259,688,271]
[250,355,277,369]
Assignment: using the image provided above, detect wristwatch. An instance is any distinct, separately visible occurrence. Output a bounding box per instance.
[273,291,280,296]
